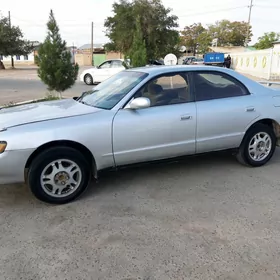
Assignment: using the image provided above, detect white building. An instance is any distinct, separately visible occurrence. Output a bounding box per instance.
[230,41,280,80]
[0,41,40,66]
[1,52,35,63]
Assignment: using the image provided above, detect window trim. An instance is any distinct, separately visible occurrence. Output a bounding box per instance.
[98,60,112,69]
[191,70,250,102]
[122,71,194,109]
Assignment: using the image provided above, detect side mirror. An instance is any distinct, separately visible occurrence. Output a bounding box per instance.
[128,97,151,110]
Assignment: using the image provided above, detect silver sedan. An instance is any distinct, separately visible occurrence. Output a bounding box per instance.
[1,65,280,204]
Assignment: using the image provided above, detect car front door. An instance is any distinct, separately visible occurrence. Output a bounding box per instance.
[112,72,197,166]
[193,71,260,153]
[95,60,112,82]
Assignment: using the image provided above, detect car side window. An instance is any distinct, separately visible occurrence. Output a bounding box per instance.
[111,60,123,68]
[193,71,249,101]
[99,61,111,69]
[134,73,192,107]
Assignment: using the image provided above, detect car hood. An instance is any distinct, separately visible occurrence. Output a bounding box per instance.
[0,98,102,130]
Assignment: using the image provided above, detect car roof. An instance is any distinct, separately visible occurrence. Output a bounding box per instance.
[100,59,124,63]
[126,65,232,75]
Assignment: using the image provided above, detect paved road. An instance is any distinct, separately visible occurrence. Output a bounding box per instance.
[1,151,280,279]
[0,68,91,104]
[0,79,90,104]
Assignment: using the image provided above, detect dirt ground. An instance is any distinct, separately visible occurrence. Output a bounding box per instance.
[1,151,280,279]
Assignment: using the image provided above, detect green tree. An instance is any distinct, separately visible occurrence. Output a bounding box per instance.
[104,0,180,60]
[196,31,212,54]
[180,23,211,55]
[0,15,33,68]
[36,10,79,98]
[207,20,252,46]
[254,32,280,50]
[129,17,147,67]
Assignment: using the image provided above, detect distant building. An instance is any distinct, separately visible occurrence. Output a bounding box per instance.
[1,41,41,67]
[74,43,124,66]
[208,46,257,53]
[77,43,105,53]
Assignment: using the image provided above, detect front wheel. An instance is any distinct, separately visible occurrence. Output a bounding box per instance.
[28,147,91,204]
[236,123,276,167]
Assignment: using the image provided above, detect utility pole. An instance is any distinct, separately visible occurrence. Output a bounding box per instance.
[8,11,14,68]
[91,22,94,66]
[72,42,75,64]
[8,11,11,26]
[245,0,253,47]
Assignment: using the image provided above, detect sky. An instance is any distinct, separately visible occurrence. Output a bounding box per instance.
[1,0,280,47]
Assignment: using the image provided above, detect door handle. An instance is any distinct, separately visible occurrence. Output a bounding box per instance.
[181,115,192,120]
[246,107,255,112]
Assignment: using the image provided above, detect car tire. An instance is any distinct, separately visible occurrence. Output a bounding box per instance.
[84,74,93,85]
[28,146,91,204]
[236,123,276,167]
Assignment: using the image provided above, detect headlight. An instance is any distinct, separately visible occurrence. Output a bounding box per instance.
[0,141,7,153]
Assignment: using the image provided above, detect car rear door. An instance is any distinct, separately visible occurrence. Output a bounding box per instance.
[112,71,197,166]
[193,71,260,153]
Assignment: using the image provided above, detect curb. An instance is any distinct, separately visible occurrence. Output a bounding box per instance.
[15,99,44,105]
[0,96,69,109]
[0,98,45,108]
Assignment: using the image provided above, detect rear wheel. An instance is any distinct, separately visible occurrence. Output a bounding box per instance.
[84,74,93,85]
[28,147,91,204]
[236,123,276,167]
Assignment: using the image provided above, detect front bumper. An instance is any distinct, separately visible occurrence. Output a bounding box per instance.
[0,149,35,185]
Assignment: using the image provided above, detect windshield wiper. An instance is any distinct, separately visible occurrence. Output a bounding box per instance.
[77,90,99,102]
[78,100,90,106]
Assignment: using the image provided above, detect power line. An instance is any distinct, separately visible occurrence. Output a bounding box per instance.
[167,0,243,13]
[255,5,280,9]
[10,15,104,27]
[177,5,248,18]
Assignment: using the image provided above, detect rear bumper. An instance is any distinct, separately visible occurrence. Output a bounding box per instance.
[0,149,35,185]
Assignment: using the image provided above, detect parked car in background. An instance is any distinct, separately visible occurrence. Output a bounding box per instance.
[148,59,164,66]
[182,56,196,65]
[80,59,127,85]
[183,57,204,65]
[189,58,204,65]
[1,65,280,204]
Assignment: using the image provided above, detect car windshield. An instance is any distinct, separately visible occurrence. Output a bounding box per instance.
[79,71,148,109]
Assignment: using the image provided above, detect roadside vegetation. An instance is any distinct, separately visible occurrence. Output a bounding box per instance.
[35,10,79,99]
